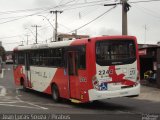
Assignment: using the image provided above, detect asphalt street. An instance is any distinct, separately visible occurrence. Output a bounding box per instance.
[0,64,160,120]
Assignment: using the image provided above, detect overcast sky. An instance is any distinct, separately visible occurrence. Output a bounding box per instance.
[0,0,160,51]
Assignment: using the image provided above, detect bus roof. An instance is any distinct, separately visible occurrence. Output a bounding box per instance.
[14,39,81,51]
[13,36,136,51]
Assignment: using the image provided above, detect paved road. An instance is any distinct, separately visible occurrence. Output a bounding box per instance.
[0,64,160,120]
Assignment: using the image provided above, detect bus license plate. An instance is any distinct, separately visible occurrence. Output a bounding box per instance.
[112,82,121,85]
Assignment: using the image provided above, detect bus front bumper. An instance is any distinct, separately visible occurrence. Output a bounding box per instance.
[88,83,140,101]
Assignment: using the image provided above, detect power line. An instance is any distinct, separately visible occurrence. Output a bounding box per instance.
[0,35,22,39]
[58,0,65,5]
[74,2,114,20]
[62,0,113,7]
[0,0,80,25]
[0,4,116,39]
[58,0,77,6]
[63,3,104,11]
[0,3,64,16]
[2,0,159,43]
[0,0,113,25]
[0,1,72,15]
[62,0,113,11]
[100,0,160,6]
[0,0,158,16]
[134,4,160,19]
[129,0,160,3]
[3,42,20,45]
[0,0,111,16]
[69,5,117,33]
[0,25,52,42]
[0,10,49,25]
[0,15,28,20]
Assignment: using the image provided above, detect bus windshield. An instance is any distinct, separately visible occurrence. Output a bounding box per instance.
[96,40,136,66]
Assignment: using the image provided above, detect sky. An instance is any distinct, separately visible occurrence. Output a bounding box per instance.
[0,0,160,51]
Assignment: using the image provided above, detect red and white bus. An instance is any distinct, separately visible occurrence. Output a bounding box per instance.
[13,36,140,103]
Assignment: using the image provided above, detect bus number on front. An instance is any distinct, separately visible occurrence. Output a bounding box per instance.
[98,70,113,75]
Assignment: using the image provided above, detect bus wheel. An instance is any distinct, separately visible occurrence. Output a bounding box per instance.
[52,85,60,102]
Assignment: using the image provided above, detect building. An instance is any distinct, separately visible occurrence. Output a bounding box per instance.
[57,33,89,41]
[138,44,160,88]
[5,51,13,64]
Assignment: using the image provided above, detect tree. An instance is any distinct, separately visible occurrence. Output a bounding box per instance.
[0,46,6,61]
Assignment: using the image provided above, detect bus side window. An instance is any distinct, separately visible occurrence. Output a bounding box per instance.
[78,46,86,69]
[18,52,25,65]
[68,53,74,75]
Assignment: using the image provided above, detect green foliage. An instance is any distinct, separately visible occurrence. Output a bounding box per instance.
[0,46,6,61]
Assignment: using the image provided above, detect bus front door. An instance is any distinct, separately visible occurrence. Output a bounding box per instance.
[25,53,32,88]
[67,52,80,100]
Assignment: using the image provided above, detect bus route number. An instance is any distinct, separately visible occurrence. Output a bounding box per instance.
[98,70,113,75]
[129,69,136,75]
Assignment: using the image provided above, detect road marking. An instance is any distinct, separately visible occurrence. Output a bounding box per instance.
[0,87,47,110]
[26,102,48,110]
[1,68,11,71]
[0,96,48,110]
[15,96,48,110]
[0,101,17,104]
[15,96,23,102]
[0,68,11,78]
[0,86,6,96]
[0,69,4,78]
[0,104,46,109]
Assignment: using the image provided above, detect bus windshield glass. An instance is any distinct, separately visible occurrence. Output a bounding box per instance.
[96,40,136,66]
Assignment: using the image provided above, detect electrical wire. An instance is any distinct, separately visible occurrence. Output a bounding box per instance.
[0,35,22,40]
[63,3,104,11]
[62,0,113,11]
[134,4,160,19]
[0,0,87,25]
[62,0,113,7]
[58,0,77,6]
[129,0,160,3]
[3,42,20,45]
[0,5,57,15]
[69,5,117,33]
[0,0,114,25]
[0,10,50,25]
[0,2,116,43]
[2,0,160,46]
[0,0,158,15]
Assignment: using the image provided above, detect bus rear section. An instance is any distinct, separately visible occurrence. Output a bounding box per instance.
[88,37,140,101]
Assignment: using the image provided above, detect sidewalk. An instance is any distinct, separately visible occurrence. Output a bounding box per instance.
[135,85,160,102]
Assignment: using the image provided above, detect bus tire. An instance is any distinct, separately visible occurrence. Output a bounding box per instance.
[52,84,60,102]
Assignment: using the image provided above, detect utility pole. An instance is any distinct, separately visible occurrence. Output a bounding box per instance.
[32,25,41,44]
[50,10,63,42]
[74,29,77,38]
[104,0,130,35]
[25,34,30,45]
[121,0,130,35]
